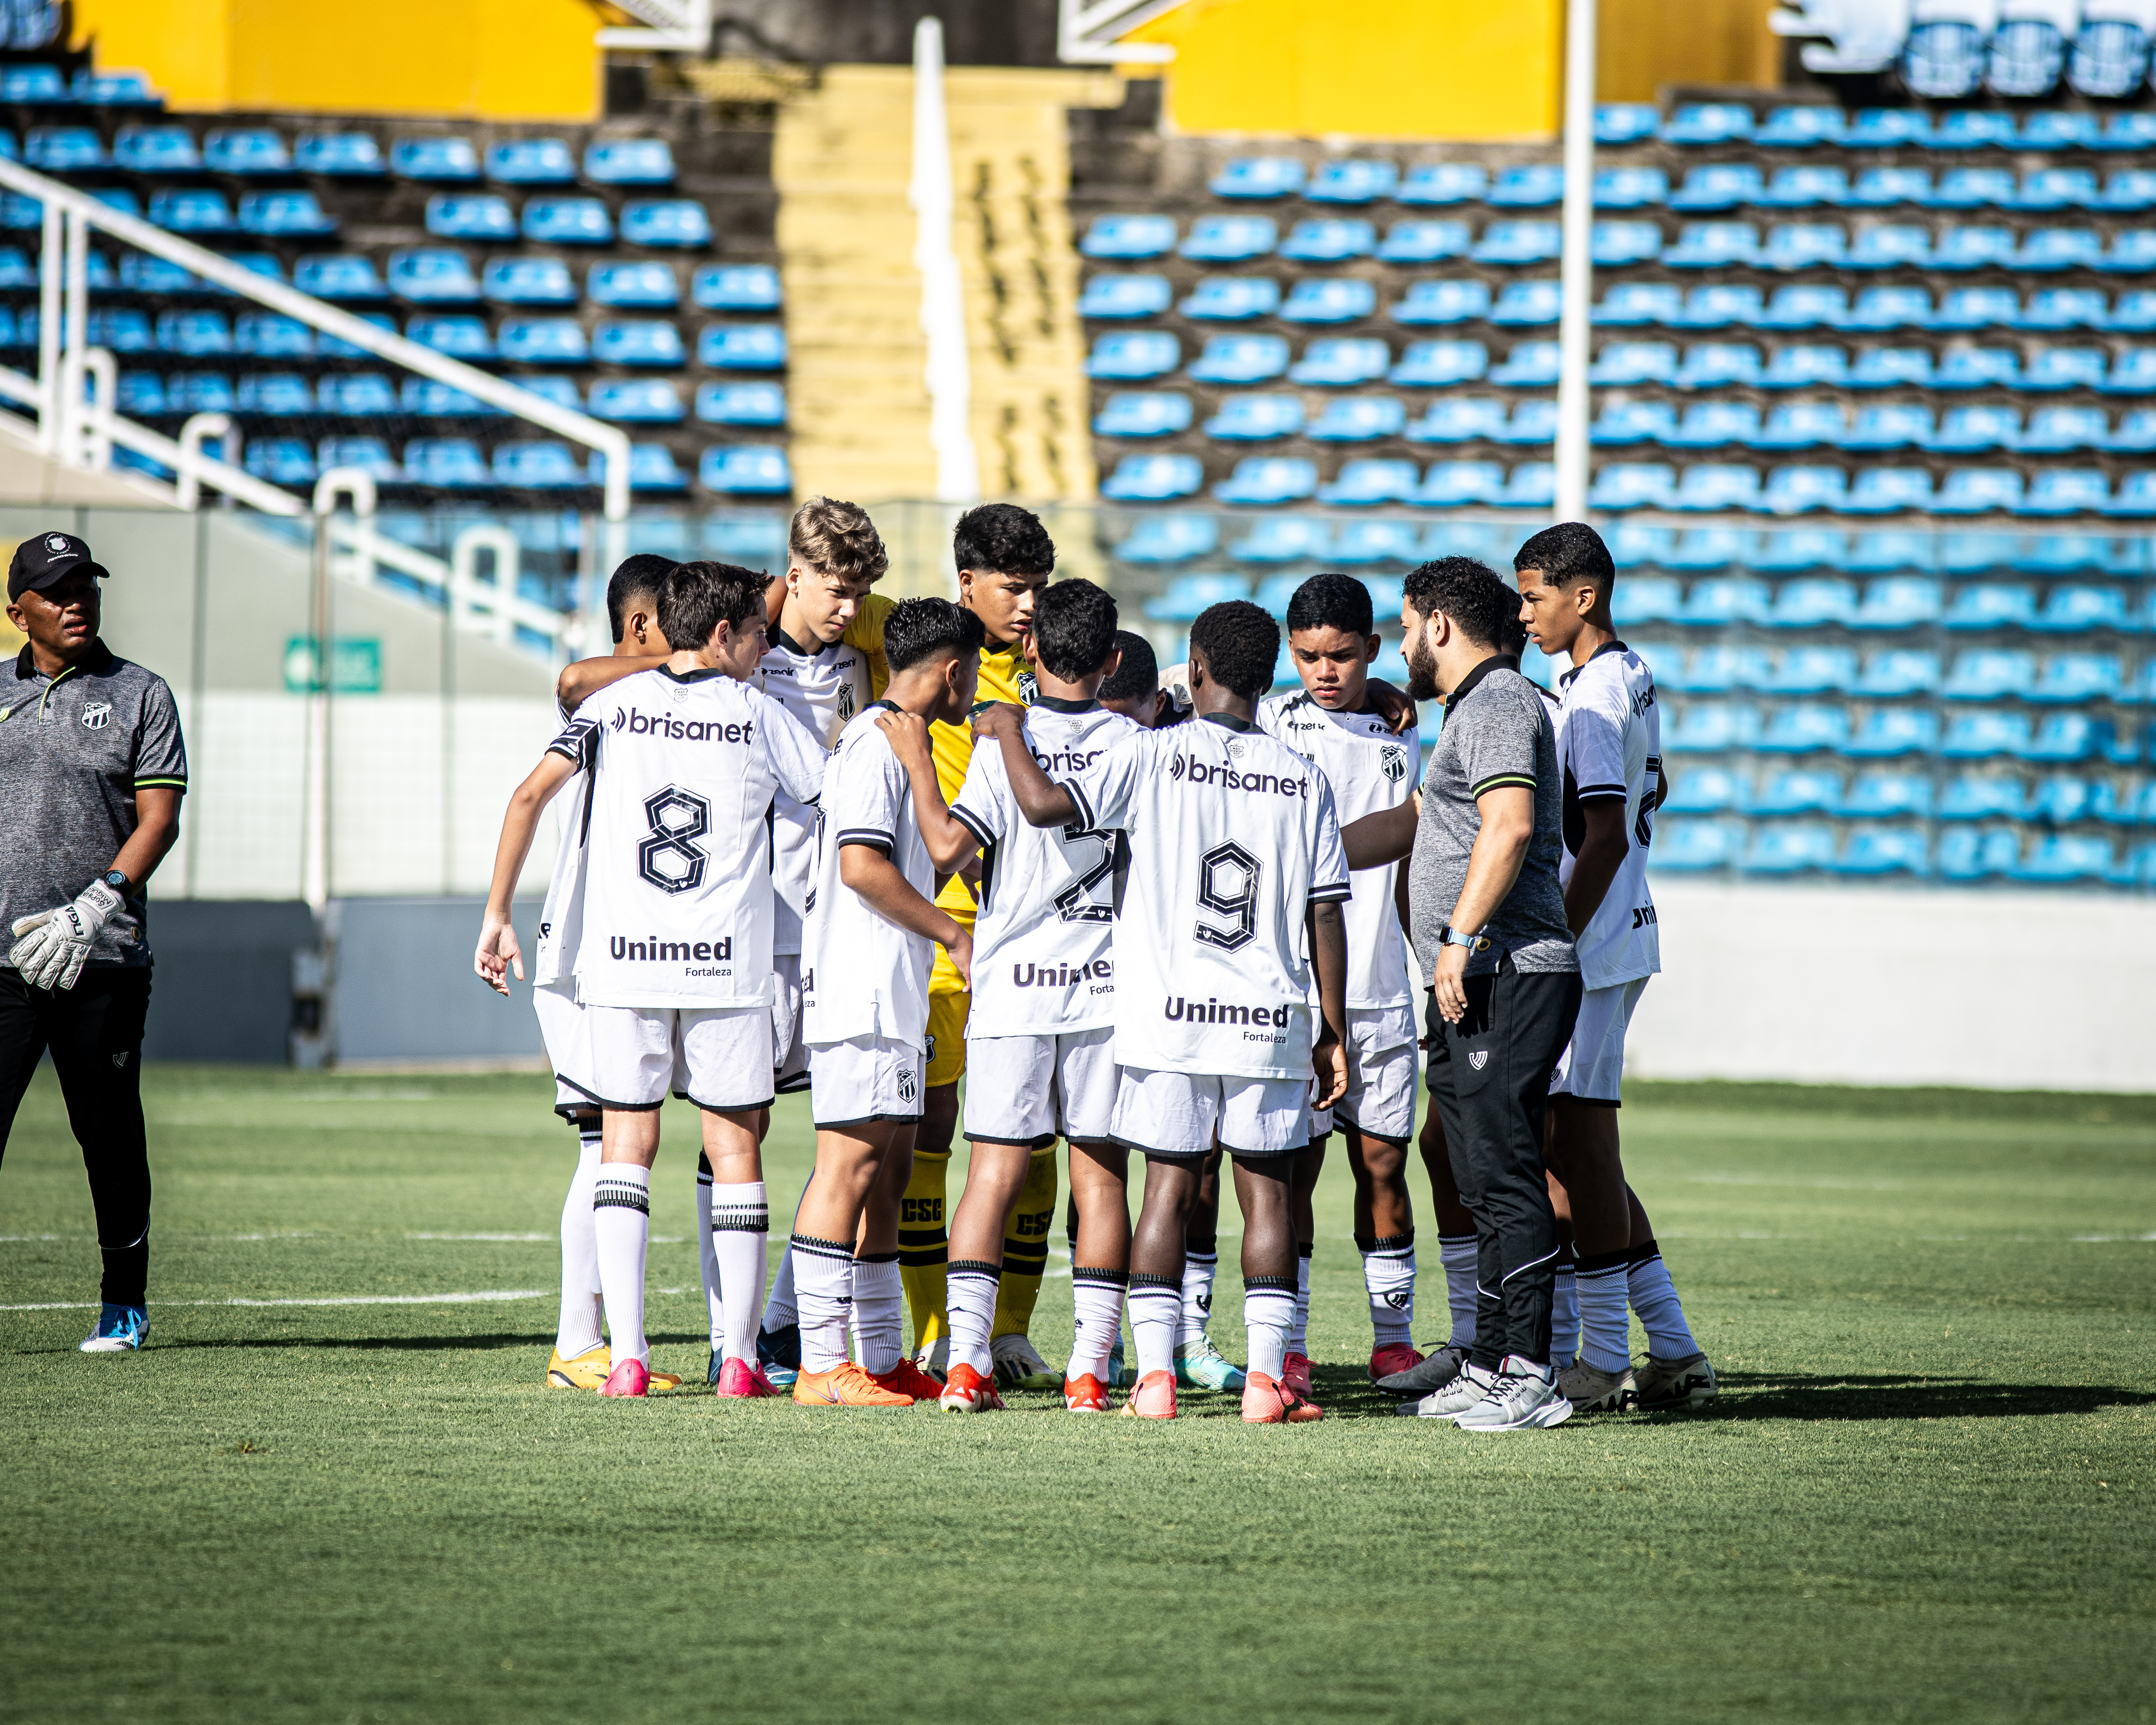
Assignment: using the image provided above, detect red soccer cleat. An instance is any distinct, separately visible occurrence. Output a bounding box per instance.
[599,1357,650,1398]
[1283,1351,1313,1397]
[873,1357,946,1403]
[1242,1370,1323,1424]
[1063,1373,1109,1413]
[1369,1342,1426,1383]
[938,1361,1004,1412]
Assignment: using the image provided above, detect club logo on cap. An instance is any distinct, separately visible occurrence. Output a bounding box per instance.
[45,535,69,555]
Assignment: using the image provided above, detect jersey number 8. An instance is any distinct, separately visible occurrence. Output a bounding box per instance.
[639,785,711,895]
[1194,841,1260,952]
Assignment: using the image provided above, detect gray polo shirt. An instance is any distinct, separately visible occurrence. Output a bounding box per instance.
[1408,655,1578,980]
[0,641,188,969]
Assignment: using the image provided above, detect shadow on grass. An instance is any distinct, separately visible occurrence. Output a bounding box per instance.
[10,1329,715,1358]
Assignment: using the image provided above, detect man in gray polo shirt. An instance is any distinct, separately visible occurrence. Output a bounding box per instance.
[1343,555,1582,1432]
[1,531,186,1353]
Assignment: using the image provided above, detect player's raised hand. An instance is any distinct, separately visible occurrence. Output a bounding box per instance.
[1312,1024,1349,1110]
[970,701,1023,743]
[874,706,933,769]
[474,915,524,997]
[1364,678,1420,736]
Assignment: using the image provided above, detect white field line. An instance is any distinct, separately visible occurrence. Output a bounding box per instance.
[1,1289,550,1312]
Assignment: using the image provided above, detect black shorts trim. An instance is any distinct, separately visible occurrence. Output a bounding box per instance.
[966,1132,1058,1150]
[556,1074,663,1113]
[1331,1112,1414,1147]
[673,1087,776,1115]
[1549,1091,1622,1108]
[813,1111,925,1130]
[1112,1132,1296,1164]
[773,1071,813,1095]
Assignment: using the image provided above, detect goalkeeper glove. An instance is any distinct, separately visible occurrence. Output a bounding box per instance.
[10,878,125,991]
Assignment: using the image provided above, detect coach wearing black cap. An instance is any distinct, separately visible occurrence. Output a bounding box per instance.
[1,531,187,1353]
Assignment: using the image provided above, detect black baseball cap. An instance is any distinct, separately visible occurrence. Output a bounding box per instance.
[8,531,110,602]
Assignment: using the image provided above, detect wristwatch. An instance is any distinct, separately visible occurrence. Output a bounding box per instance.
[1441,925,1489,953]
[100,869,130,895]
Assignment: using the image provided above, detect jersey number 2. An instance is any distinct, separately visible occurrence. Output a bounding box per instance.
[1194,842,1260,952]
[1053,823,1119,924]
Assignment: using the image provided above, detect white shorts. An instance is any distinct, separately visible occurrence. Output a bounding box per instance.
[1310,1002,1420,1144]
[533,983,594,1118]
[772,953,809,1095]
[964,1025,1119,1146]
[566,1002,774,1114]
[810,1035,926,1129]
[1549,977,1649,1105]
[1111,1065,1313,1161]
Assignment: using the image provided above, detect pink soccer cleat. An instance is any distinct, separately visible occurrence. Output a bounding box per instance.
[600,1358,651,1398]
[715,1356,777,1398]
[1242,1371,1323,1424]
[1118,1369,1178,1420]
[1369,1342,1426,1383]
[1283,1351,1313,1397]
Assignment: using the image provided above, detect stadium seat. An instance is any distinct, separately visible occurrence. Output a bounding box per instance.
[1664,401,1759,448]
[1291,338,1390,386]
[1761,344,1849,388]
[1488,341,1561,387]
[1661,644,1743,693]
[1490,281,1561,326]
[1229,518,1332,564]
[294,131,385,177]
[1591,221,1666,266]
[246,438,317,487]
[1216,455,1311,502]
[405,314,492,359]
[1752,528,1848,573]
[496,317,588,363]
[1211,156,1305,199]
[695,381,785,427]
[2097,230,2156,272]
[2013,168,2101,213]
[1933,468,2025,514]
[148,190,233,235]
[595,320,685,366]
[1190,334,1289,384]
[1840,467,1935,514]
[24,125,103,170]
[1590,400,1678,445]
[1934,225,2018,270]
[387,248,479,304]
[1834,828,1930,875]
[2017,468,2113,516]
[1393,280,1490,326]
[1113,514,1217,564]
[1942,708,2035,760]
[297,256,391,306]
[1309,159,1398,204]
[402,380,495,418]
[165,373,236,416]
[1660,765,1742,814]
[1746,768,1843,814]
[1664,103,1754,145]
[621,200,711,248]
[1492,462,1556,508]
[1839,769,1933,818]
[1936,828,2020,880]
[1281,278,1376,324]
[1145,575,1251,623]
[1906,13,1988,97]
[1595,103,1662,145]
[1668,465,1762,513]
[1086,331,1177,380]
[1470,221,1561,266]
[1082,215,1177,260]
[1397,163,1489,206]
[1651,819,1741,871]
[1307,396,1405,441]
[2020,400,2112,451]
[589,379,684,423]
[401,438,489,487]
[585,138,673,185]
[2018,348,2109,393]
[1944,582,2038,630]
[2097,171,2156,214]
[1101,453,1204,501]
[2103,472,2156,516]
[1594,166,1668,210]
[1844,707,1940,756]
[1610,572,1683,623]
[224,253,286,287]
[318,374,399,417]
[390,137,479,182]
[1082,273,1173,319]
[424,194,514,241]
[1758,465,1849,514]
[1595,282,1683,326]
[524,197,611,245]
[0,66,64,104]
[118,253,194,295]
[235,313,313,359]
[73,68,158,105]
[1591,463,1677,511]
[1671,284,1763,329]
[1936,347,2024,391]
[1848,167,1931,207]
[1848,648,1942,696]
[316,437,399,483]
[1668,702,1759,752]
[1930,168,2016,210]
[113,123,198,172]
[1664,221,1759,268]
[2017,227,2104,271]
[488,440,581,489]
[1098,391,1192,437]
[1377,220,1473,263]
[1848,348,1938,392]
[1758,104,1848,148]
[1590,340,1678,386]
[2025,712,2116,762]
[1319,458,1420,505]
[1939,531,2015,574]
[482,257,576,306]
[1753,402,1850,450]
[1494,399,1558,445]
[693,265,781,312]
[1203,392,1302,440]
[2014,531,2116,573]
[1674,575,1772,625]
[1182,216,1279,262]
[1943,648,2037,701]
[2011,835,2120,884]
[154,311,232,357]
[1759,165,1852,209]
[486,138,574,185]
[1762,222,1849,270]
[2030,652,2123,703]
[589,262,679,309]
[1409,395,1506,442]
[1412,460,1504,508]
[1488,164,1565,208]
[1663,526,1749,571]
[1930,286,2020,331]
[1331,522,1421,566]
[699,445,793,497]
[1753,708,1850,762]
[508,374,583,410]
[1931,404,2022,452]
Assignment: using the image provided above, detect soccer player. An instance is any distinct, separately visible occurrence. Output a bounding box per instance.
[977,599,1351,1424]
[1514,522,1715,1413]
[1258,574,1426,1392]
[901,504,1063,1393]
[879,579,1138,1413]
[1098,629,1168,728]
[477,561,825,1397]
[790,598,981,1406]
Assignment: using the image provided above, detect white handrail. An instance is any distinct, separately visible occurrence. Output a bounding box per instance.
[0,153,634,520]
[1057,0,1179,62]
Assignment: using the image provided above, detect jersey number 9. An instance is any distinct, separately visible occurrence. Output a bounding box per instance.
[1194,841,1260,953]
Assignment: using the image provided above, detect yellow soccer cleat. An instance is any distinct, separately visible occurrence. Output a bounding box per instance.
[548,1344,612,1390]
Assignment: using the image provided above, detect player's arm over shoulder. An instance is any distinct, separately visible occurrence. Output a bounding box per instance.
[842,591,895,699]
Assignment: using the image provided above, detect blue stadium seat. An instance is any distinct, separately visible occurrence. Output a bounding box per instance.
[496,317,588,363]
[1113,514,1217,564]
[316,437,399,482]
[1664,103,1754,145]
[1408,396,1504,442]
[401,439,489,487]
[589,379,684,423]
[1203,392,1301,440]
[1928,109,2014,150]
[1394,280,1490,325]
[1210,156,1305,200]
[154,311,232,357]
[405,314,492,359]
[487,138,574,185]
[1412,460,1503,508]
[1670,164,1762,213]
[1850,647,1942,696]
[1308,396,1405,441]
[695,381,785,427]
[490,440,583,489]
[1146,575,1252,622]
[1610,572,1683,622]
[1086,330,1177,380]
[589,261,679,309]
[1669,465,1761,513]
[2015,532,2116,572]
[1931,404,2022,452]
[1590,400,1677,445]
[1849,348,1937,390]
[1101,453,1204,502]
[2013,836,2121,885]
[1761,344,1849,389]
[391,137,479,182]
[2091,779,2156,825]
[1096,391,1190,438]
[1848,167,1931,207]
[119,254,195,295]
[585,139,673,185]
[1671,284,1763,329]
[1492,462,1556,509]
[1934,225,2018,270]
[74,69,158,106]
[1759,165,1851,209]
[2099,348,2156,394]
[2030,712,2125,762]
[233,192,336,240]
[1939,531,2015,573]
[1675,573,1772,622]
[1762,223,1848,270]
[1591,463,1677,511]
[424,194,514,241]
[1190,333,1289,384]
[1753,705,1850,756]
[2018,348,2108,393]
[1398,163,1488,206]
[1320,458,1421,505]
[1935,467,2026,514]
[224,253,287,288]
[1753,284,1847,331]
[1936,828,2020,880]
[1594,282,1682,326]
[1082,215,1177,260]
[2013,168,2100,212]
[617,444,689,493]
[524,197,612,245]
[1377,220,1473,263]
[387,248,479,304]
[1945,582,2038,629]
[2096,230,2156,273]
[1758,466,1848,514]
[693,264,781,312]
[1651,818,1742,871]
[482,257,576,306]
[318,374,399,417]
[1082,273,1172,319]
[235,314,313,359]
[190,128,286,178]
[246,439,317,488]
[1943,649,2036,700]
[1752,528,1848,572]
[1843,226,1934,273]
[1663,221,1759,268]
[1183,215,1280,262]
[113,124,198,172]
[1591,221,1666,266]
[1488,340,1560,387]
[295,131,385,177]
[1665,400,1759,448]
[149,190,233,235]
[25,125,103,170]
[1660,765,1741,814]
[1760,104,1848,148]
[699,446,793,496]
[1654,644,1736,693]
[2096,170,2156,214]
[1332,522,1420,567]
[1840,770,1933,817]
[2096,110,2156,151]
[595,320,684,366]
[2017,227,2103,271]
[1470,220,1561,266]
[1939,771,2029,822]
[1929,167,2016,209]
[1229,518,1331,564]
[1290,338,1390,385]
[1746,767,1842,813]
[1590,340,1678,386]
[1930,286,2020,330]
[1494,399,1558,445]
[621,200,712,248]
[1907,15,1988,97]
[165,373,236,415]
[1663,526,1749,570]
[1669,701,1759,751]
[0,66,64,105]
[1834,828,1930,876]
[1282,278,1377,324]
[1594,165,1667,210]
[1490,280,1562,326]
[1753,402,1849,450]
[1489,164,1566,208]
[2103,472,2156,516]
[2032,652,2124,703]
[2017,468,2113,516]
[1309,159,1399,204]
[1841,467,1935,513]
[1844,708,1940,756]
[400,379,495,417]
[1594,102,1661,145]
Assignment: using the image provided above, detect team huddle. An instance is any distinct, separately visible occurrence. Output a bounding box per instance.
[474,499,1716,1429]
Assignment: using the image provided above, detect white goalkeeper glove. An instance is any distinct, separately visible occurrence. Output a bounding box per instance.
[10,878,125,991]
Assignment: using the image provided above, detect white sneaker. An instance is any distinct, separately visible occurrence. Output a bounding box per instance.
[913,1334,950,1379]
[1632,1351,1718,1411]
[1557,1359,1635,1414]
[1454,1356,1574,1431]
[990,1332,1059,1391]
[1399,1360,1498,1418]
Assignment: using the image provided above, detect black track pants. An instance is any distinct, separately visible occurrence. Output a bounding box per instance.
[1424,962,1582,1371]
[0,965,153,1306]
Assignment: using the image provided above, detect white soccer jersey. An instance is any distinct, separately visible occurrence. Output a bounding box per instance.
[1554,641,1662,989]
[758,625,871,958]
[1061,714,1352,1081]
[1258,690,1419,1010]
[552,666,825,1010]
[950,698,1141,1036]
[530,759,591,993]
[802,701,939,1049]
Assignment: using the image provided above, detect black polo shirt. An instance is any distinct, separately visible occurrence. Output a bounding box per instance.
[0,641,187,969]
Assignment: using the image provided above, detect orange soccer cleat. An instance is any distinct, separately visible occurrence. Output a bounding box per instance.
[1242,1370,1323,1424]
[1118,1369,1178,1420]
[792,1360,916,1407]
[938,1362,1004,1412]
[1063,1373,1110,1413]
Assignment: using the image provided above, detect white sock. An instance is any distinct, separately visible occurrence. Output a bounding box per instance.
[1286,1244,1312,1354]
[1361,1231,1415,1347]
[1245,1280,1295,1382]
[711,1181,768,1366]
[791,1233,854,1372]
[945,1258,999,1376]
[761,1177,810,1334]
[696,1155,723,1352]
[1131,1277,1181,1379]
[555,1128,604,1358]
[1178,1245,1218,1347]
[1552,1260,1580,1369]
[1070,1267,1126,1381]
[1628,1242,1700,1358]
[852,1252,903,1374]
[1439,1232,1479,1350]
[591,1162,651,1368]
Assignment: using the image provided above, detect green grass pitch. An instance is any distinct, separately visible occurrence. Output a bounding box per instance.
[2,1065,2152,1724]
